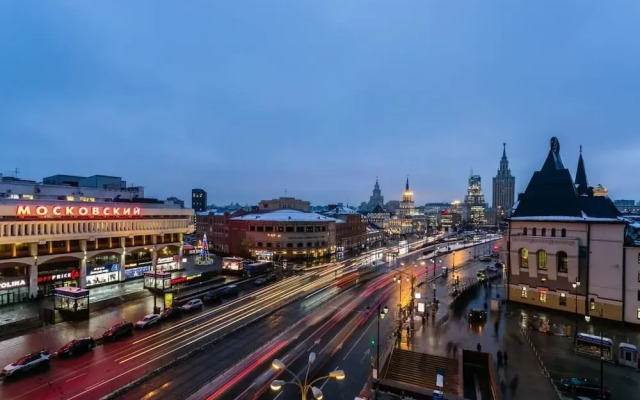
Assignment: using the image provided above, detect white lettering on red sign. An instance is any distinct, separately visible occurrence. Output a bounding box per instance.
[16,205,142,218]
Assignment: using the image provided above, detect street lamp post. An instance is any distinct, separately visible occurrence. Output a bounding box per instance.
[584,314,605,399]
[572,280,581,341]
[452,251,456,278]
[270,354,346,400]
[376,304,389,380]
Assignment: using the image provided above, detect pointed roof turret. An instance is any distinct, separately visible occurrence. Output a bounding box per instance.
[575,145,590,195]
[541,137,565,171]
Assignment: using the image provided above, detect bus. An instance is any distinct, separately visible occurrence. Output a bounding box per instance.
[575,333,614,362]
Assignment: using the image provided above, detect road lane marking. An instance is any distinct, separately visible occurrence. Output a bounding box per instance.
[65,373,87,383]
[343,317,376,361]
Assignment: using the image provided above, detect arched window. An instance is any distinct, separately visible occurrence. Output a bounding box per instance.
[561,228,567,237]
[286,243,293,248]
[523,227,528,236]
[519,248,529,269]
[541,228,546,237]
[551,228,556,237]
[557,251,568,273]
[266,243,272,248]
[532,228,537,236]
[257,242,263,247]
[537,250,547,270]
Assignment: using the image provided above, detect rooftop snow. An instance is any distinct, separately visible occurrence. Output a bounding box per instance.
[510,216,624,223]
[231,209,338,222]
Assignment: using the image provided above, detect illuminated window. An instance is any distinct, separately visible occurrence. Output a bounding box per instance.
[537,250,547,270]
[590,298,596,310]
[519,248,529,269]
[521,287,527,299]
[66,196,75,201]
[557,251,568,273]
[540,291,547,303]
[637,308,640,320]
[21,194,34,200]
[560,293,567,306]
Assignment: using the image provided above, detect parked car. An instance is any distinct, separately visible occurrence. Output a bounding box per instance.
[102,322,134,342]
[181,299,204,311]
[160,307,183,321]
[1,350,50,378]
[266,273,277,282]
[135,314,161,328]
[468,309,487,323]
[292,266,305,274]
[559,378,611,399]
[478,255,492,262]
[220,284,239,298]
[55,337,96,358]
[254,277,267,286]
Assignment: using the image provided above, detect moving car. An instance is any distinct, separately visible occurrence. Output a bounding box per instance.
[181,299,204,311]
[478,255,492,262]
[135,314,161,328]
[266,273,277,282]
[1,350,50,378]
[160,307,182,321]
[254,277,267,286]
[559,378,611,399]
[468,309,487,323]
[55,337,96,358]
[476,270,487,282]
[220,284,239,298]
[102,322,134,342]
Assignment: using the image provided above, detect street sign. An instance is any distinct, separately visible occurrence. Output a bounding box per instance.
[433,390,444,400]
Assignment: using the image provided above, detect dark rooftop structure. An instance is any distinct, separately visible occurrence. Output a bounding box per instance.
[511,137,621,221]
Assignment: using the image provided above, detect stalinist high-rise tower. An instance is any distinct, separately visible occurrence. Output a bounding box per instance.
[492,143,516,223]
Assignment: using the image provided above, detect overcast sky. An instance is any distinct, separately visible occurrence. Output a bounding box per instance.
[2,1,639,206]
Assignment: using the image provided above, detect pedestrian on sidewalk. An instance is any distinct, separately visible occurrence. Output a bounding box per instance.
[503,351,508,366]
[476,342,482,352]
[497,350,503,367]
[509,374,519,396]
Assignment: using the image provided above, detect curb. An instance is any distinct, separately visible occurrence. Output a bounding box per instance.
[519,326,563,400]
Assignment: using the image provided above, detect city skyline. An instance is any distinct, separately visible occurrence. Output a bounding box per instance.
[2,2,640,204]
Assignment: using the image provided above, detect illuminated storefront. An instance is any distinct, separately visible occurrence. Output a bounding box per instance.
[0,199,195,306]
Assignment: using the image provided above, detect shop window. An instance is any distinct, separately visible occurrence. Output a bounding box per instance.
[286,226,294,233]
[541,228,546,237]
[551,228,556,237]
[519,248,529,269]
[540,291,547,303]
[523,227,527,236]
[296,227,304,233]
[561,228,567,237]
[537,250,547,270]
[521,287,527,299]
[557,251,568,273]
[560,293,567,306]
[257,226,264,232]
[532,228,537,236]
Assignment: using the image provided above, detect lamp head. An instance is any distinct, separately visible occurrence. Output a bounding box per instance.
[311,386,324,399]
[271,359,286,370]
[585,315,591,323]
[330,370,346,380]
[270,380,285,391]
[308,352,316,365]
[383,305,389,314]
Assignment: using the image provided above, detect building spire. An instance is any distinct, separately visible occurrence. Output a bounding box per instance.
[575,145,589,195]
[405,175,410,191]
[502,142,507,159]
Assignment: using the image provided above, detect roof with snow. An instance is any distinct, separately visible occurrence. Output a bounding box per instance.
[511,137,621,222]
[323,206,361,216]
[231,209,338,223]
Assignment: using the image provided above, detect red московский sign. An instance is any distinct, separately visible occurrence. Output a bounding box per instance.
[16,205,142,218]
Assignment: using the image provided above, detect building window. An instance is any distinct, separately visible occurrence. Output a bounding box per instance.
[286,226,294,233]
[519,248,529,269]
[307,243,312,247]
[551,228,556,237]
[637,290,640,301]
[537,250,547,270]
[560,293,567,306]
[523,227,528,236]
[257,242,263,247]
[557,251,568,273]
[590,298,596,310]
[306,226,314,233]
[296,227,304,233]
[265,226,274,232]
[286,243,293,248]
[638,272,640,282]
[277,226,284,232]
[250,226,256,231]
[257,226,264,232]
[322,226,326,232]
[561,228,566,237]
[541,228,546,236]
[521,287,527,299]
[540,291,547,303]
[314,226,321,232]
[532,228,537,236]
[637,308,640,320]
[266,243,272,248]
